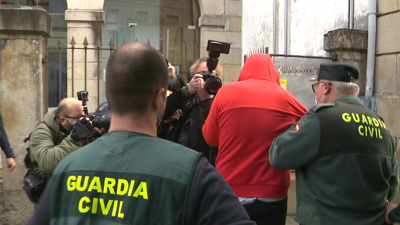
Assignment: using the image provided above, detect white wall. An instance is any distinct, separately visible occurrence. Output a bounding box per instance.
[243,0,368,58]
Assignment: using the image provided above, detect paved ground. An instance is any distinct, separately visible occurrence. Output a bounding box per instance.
[286,216,299,225]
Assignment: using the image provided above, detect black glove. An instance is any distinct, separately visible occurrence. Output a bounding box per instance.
[70,119,93,142]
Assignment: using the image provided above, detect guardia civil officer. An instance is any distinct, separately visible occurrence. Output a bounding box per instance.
[269,62,399,225]
[26,42,254,225]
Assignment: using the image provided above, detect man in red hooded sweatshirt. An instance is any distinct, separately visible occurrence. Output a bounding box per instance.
[202,53,307,225]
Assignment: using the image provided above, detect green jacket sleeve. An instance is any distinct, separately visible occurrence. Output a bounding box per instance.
[29,123,85,177]
[387,137,399,202]
[269,111,321,170]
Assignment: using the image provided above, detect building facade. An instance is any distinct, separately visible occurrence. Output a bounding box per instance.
[1,0,400,223]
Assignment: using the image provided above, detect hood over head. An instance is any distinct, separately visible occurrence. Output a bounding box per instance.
[238,53,281,85]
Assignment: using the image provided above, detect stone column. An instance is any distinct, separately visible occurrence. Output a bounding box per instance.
[198,0,242,84]
[324,28,368,96]
[375,0,400,203]
[0,5,51,223]
[65,0,105,111]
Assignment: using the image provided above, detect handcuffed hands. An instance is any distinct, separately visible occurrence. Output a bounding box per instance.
[71,118,94,141]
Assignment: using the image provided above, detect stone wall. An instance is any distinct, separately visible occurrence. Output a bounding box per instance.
[0,5,51,224]
[65,0,105,111]
[198,0,242,84]
[376,0,400,203]
[324,29,368,96]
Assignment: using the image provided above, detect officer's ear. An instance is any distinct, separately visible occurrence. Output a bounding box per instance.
[322,80,332,95]
[153,87,166,110]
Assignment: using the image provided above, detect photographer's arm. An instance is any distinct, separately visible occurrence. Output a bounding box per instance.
[202,95,220,147]
[29,124,85,177]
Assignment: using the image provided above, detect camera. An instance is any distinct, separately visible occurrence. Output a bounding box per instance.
[203,40,231,95]
[77,91,88,102]
[77,91,111,131]
[90,102,111,130]
[77,91,89,115]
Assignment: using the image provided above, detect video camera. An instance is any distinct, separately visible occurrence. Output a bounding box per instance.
[77,91,111,130]
[202,40,230,95]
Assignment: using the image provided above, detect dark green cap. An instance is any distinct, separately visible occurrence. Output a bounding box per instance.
[310,62,359,82]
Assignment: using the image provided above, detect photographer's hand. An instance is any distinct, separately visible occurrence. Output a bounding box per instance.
[93,127,106,135]
[188,74,203,95]
[197,78,214,101]
[71,117,94,141]
[162,109,183,124]
[168,63,176,79]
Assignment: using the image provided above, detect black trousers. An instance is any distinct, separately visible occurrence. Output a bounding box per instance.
[243,198,288,225]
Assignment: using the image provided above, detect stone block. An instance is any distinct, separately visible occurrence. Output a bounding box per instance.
[225,0,242,17]
[199,15,226,29]
[67,0,105,10]
[221,64,241,82]
[66,48,102,62]
[397,54,400,93]
[220,47,242,65]
[67,27,103,48]
[202,31,226,48]
[377,95,400,137]
[378,0,398,15]
[222,80,235,86]
[225,31,241,48]
[0,6,51,38]
[377,12,400,54]
[374,55,397,94]
[324,29,368,52]
[65,10,105,22]
[199,0,225,15]
[68,62,86,80]
[226,16,242,32]
[71,79,86,95]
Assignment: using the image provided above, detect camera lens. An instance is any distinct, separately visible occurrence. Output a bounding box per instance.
[205,77,222,95]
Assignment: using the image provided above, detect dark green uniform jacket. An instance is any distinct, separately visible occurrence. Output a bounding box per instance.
[51,131,201,225]
[270,96,399,225]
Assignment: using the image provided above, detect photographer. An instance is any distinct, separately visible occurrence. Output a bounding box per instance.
[159,57,222,163]
[26,97,102,203]
[26,42,254,225]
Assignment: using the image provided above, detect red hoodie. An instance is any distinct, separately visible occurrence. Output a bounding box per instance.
[202,53,307,198]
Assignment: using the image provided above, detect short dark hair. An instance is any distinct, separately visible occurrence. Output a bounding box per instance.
[106,43,169,116]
